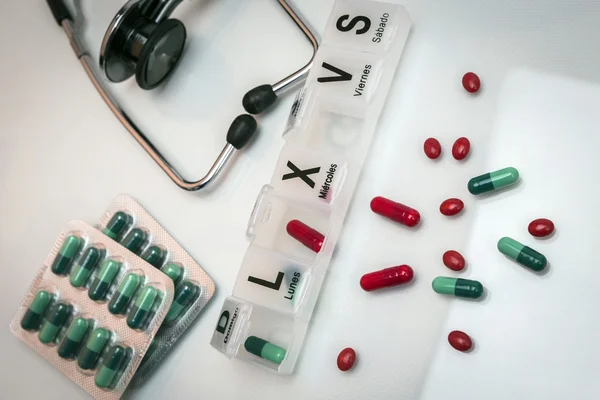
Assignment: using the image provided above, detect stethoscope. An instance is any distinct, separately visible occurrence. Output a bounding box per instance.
[46,0,318,191]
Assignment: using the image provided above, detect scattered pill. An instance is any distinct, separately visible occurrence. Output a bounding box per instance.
[58,317,90,359]
[528,218,555,238]
[468,167,519,195]
[442,250,465,271]
[127,286,159,330]
[424,138,442,159]
[337,347,357,371]
[452,137,470,160]
[141,245,166,268]
[432,277,483,299]
[439,198,464,216]
[462,72,480,93]
[448,330,472,352]
[21,290,53,331]
[360,265,413,292]
[370,196,420,227]
[78,328,111,370]
[165,281,198,323]
[88,259,122,301]
[39,303,72,344]
[120,228,148,255]
[286,220,324,253]
[244,336,286,364]
[95,345,129,389]
[103,211,132,241]
[51,234,83,275]
[108,273,141,315]
[498,237,547,271]
[70,246,104,288]
[160,263,184,284]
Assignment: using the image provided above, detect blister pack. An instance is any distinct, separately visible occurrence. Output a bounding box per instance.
[96,194,215,384]
[10,220,175,399]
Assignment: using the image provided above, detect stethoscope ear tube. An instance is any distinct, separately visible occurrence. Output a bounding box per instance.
[47,0,72,25]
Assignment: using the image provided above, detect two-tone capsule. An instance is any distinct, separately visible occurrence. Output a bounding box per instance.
[88,259,122,301]
[165,281,198,323]
[108,273,141,315]
[70,246,104,288]
[360,265,414,292]
[120,228,148,255]
[432,277,483,299]
[127,286,159,330]
[78,328,111,370]
[244,336,286,365]
[39,303,72,344]
[103,212,132,241]
[58,317,90,359]
[160,263,184,284]
[95,345,129,389]
[468,167,519,195]
[20,290,53,331]
[286,220,324,253]
[498,237,547,271]
[141,246,166,268]
[51,235,83,275]
[370,196,420,227]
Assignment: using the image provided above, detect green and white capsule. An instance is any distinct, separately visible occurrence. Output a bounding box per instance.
[120,228,148,255]
[51,235,83,275]
[78,328,111,370]
[165,281,198,323]
[108,273,141,315]
[88,259,121,301]
[95,345,129,389]
[70,246,104,288]
[468,167,519,195]
[141,246,166,268]
[498,237,547,271]
[103,211,132,241]
[127,286,159,330]
[160,263,183,284]
[39,303,72,344]
[244,336,286,364]
[58,317,90,359]
[21,290,53,331]
[432,277,484,299]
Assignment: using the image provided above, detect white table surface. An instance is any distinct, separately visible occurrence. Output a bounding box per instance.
[2,1,600,399]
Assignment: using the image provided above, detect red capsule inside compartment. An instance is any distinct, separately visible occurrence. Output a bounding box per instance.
[370,197,420,227]
[286,220,325,253]
[360,265,414,292]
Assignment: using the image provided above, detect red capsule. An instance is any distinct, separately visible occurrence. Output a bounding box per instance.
[528,218,555,238]
[337,348,356,371]
[424,138,442,159]
[286,220,324,253]
[452,137,470,160]
[462,72,481,93]
[360,265,414,292]
[448,330,472,352]
[370,197,420,227]
[439,198,464,216]
[443,250,465,271]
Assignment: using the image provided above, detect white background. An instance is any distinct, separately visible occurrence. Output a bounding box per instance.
[2,0,600,399]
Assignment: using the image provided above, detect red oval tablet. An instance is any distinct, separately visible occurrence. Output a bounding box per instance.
[424,138,442,159]
[528,218,555,238]
[443,250,465,271]
[462,72,481,93]
[452,137,470,160]
[448,330,472,352]
[360,265,414,292]
[337,348,356,371]
[440,198,464,216]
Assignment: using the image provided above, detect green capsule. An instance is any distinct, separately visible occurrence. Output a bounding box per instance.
[21,290,53,331]
[468,167,519,195]
[165,282,198,323]
[70,247,104,288]
[58,317,90,359]
[498,237,547,271]
[432,277,484,299]
[95,345,129,389]
[160,263,183,284]
[39,303,72,344]
[127,286,158,330]
[78,328,111,370]
[141,246,166,268]
[103,211,132,241]
[120,228,147,255]
[244,336,286,364]
[51,235,83,275]
[88,259,121,301]
[108,274,142,315]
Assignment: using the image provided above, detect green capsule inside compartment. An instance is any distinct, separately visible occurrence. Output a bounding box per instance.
[88,259,122,301]
[95,345,129,389]
[141,246,166,268]
[108,273,142,315]
[160,263,183,284]
[78,328,111,370]
[51,235,83,275]
[120,228,148,255]
[21,290,53,331]
[498,237,547,271]
[467,167,519,195]
[432,277,484,299]
[39,303,72,344]
[58,317,90,359]
[165,282,198,323]
[103,211,133,241]
[244,336,286,365]
[70,246,104,288]
[127,286,159,330]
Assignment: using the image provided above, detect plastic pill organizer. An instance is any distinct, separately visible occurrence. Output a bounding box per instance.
[10,220,175,399]
[211,0,411,373]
